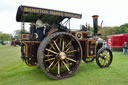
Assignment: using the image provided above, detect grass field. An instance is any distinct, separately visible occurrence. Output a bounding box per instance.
[0,45,128,85]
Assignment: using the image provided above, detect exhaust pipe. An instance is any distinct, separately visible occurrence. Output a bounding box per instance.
[92,15,99,36]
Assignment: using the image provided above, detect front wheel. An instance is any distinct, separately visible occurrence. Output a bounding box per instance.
[96,47,113,68]
[37,32,82,80]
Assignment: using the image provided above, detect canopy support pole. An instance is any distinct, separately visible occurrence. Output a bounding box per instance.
[68,18,70,33]
[21,11,25,33]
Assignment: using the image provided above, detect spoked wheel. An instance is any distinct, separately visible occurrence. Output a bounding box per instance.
[96,47,113,68]
[37,32,82,80]
[83,57,95,63]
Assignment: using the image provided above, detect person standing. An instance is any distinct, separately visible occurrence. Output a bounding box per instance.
[123,42,127,55]
[127,43,128,55]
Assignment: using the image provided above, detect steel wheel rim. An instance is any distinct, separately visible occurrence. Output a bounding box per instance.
[98,50,111,66]
[41,34,82,78]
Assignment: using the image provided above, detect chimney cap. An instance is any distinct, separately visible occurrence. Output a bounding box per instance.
[92,15,99,19]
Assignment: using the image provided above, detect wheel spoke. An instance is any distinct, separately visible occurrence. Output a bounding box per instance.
[67,49,78,53]
[100,53,104,57]
[103,60,106,66]
[62,61,70,71]
[105,60,108,64]
[99,57,102,61]
[66,57,76,62]
[65,59,70,66]
[61,61,63,72]
[64,40,72,49]
[58,61,60,74]
[59,37,62,49]
[50,43,56,51]
[53,40,60,52]
[62,39,65,51]
[48,60,55,69]
[44,54,54,57]
[106,52,110,55]
[51,61,59,70]
[55,36,59,42]
[46,48,57,54]
[106,57,110,61]
[103,51,108,56]
[99,57,104,64]
[66,46,72,52]
[45,58,55,62]
[67,55,73,57]
[101,59,105,65]
[106,53,110,58]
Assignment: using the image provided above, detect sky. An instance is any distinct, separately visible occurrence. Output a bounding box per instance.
[0,0,128,34]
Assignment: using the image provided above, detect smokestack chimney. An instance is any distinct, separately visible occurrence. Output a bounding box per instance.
[92,15,99,35]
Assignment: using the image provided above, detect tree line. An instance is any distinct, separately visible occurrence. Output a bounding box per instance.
[0,23,128,41]
[0,33,12,41]
[0,30,22,41]
[89,23,128,40]
[101,23,128,40]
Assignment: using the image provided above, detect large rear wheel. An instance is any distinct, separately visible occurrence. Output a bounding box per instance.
[37,32,82,79]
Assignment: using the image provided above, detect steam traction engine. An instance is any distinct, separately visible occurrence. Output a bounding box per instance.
[16,5,113,80]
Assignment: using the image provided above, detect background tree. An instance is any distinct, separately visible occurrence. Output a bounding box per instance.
[102,27,116,40]
[0,32,2,40]
[14,29,21,39]
[117,23,128,33]
[14,29,28,39]
[0,33,12,41]
[100,23,128,40]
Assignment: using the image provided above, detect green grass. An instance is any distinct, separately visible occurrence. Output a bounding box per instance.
[0,45,128,85]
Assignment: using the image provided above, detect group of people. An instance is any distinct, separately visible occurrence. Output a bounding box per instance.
[123,42,128,55]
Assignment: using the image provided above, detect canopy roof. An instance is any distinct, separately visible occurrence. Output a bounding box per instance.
[16,5,82,24]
